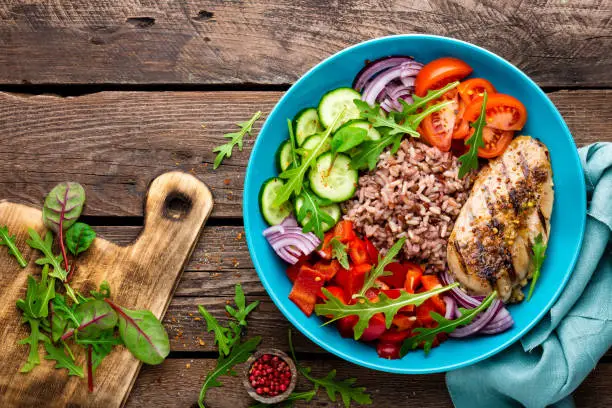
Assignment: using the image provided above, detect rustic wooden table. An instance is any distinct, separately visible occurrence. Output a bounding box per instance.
[1,1,610,407]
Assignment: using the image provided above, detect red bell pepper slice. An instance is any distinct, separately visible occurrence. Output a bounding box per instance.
[392,315,417,331]
[345,263,371,299]
[317,285,346,303]
[404,264,423,293]
[288,266,326,317]
[349,238,369,266]
[333,220,356,243]
[416,298,446,326]
[286,258,311,283]
[379,328,413,343]
[419,274,446,313]
[378,262,407,289]
[364,238,379,264]
[313,260,341,281]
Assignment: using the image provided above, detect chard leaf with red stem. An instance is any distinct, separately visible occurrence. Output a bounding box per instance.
[105,299,169,365]
[0,225,27,268]
[65,222,96,256]
[42,182,86,273]
[61,300,117,341]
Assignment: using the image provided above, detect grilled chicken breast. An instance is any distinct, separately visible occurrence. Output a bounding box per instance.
[447,136,553,303]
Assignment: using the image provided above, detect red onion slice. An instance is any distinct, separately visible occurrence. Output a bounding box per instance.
[449,299,503,338]
[443,296,457,320]
[263,215,321,264]
[353,56,417,91]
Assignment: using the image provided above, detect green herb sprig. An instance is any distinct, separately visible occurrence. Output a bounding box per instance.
[400,291,497,356]
[198,284,260,408]
[527,234,547,301]
[0,226,27,267]
[329,237,350,270]
[212,111,262,169]
[458,91,488,179]
[288,329,371,407]
[316,284,458,340]
[296,188,335,240]
[354,237,405,299]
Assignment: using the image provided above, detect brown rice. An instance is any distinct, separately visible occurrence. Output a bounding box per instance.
[343,138,472,273]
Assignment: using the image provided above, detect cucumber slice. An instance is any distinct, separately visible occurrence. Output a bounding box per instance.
[309,153,358,203]
[294,108,322,146]
[294,197,341,233]
[276,140,294,172]
[300,134,331,161]
[339,119,382,141]
[259,178,292,225]
[318,88,362,131]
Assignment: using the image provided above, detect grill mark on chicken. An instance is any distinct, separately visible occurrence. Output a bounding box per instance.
[518,151,530,179]
[453,240,469,276]
[537,208,548,235]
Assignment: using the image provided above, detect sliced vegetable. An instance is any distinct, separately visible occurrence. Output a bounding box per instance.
[294,107,323,146]
[289,266,326,316]
[458,78,496,105]
[415,57,473,97]
[420,89,460,152]
[478,127,514,158]
[300,134,332,160]
[463,93,527,131]
[318,87,362,131]
[308,152,358,203]
[276,140,294,172]
[339,120,382,141]
[259,178,293,225]
[263,216,321,264]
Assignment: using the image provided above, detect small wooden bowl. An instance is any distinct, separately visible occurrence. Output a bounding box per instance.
[243,348,298,404]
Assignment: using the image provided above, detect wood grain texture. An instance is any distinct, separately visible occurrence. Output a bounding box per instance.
[0,1,610,86]
[0,90,610,218]
[0,172,212,407]
[124,357,611,407]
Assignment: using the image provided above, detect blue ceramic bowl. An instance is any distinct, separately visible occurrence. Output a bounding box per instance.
[243,35,586,373]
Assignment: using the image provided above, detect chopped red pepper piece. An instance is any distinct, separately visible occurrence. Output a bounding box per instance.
[361,313,386,342]
[378,262,407,289]
[419,274,446,313]
[392,314,417,331]
[346,263,371,299]
[404,264,423,293]
[313,260,341,281]
[380,328,413,343]
[363,238,379,264]
[333,220,356,243]
[317,285,346,303]
[288,266,326,316]
[349,238,369,266]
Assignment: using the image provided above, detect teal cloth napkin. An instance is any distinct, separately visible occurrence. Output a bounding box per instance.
[446,143,612,408]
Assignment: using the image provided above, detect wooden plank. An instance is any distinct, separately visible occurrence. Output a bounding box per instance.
[0,1,610,87]
[1,90,610,218]
[126,357,611,407]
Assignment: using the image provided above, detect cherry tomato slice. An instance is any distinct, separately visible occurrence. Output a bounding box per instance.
[415,57,473,97]
[477,127,514,158]
[458,78,496,105]
[420,90,459,152]
[464,93,527,131]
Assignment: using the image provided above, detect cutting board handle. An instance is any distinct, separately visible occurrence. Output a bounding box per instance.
[133,171,213,258]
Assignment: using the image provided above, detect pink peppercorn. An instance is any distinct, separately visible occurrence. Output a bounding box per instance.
[248,354,292,397]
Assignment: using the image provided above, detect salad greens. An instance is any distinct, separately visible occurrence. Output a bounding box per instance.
[400,291,498,356]
[288,329,371,407]
[329,237,350,270]
[458,90,488,179]
[296,188,335,239]
[316,284,458,340]
[213,111,262,169]
[273,110,345,207]
[198,284,261,408]
[527,233,547,301]
[0,226,27,267]
[15,182,170,392]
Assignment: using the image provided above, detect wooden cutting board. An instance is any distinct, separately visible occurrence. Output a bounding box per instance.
[0,172,213,407]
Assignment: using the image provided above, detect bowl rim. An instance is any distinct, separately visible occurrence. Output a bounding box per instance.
[243,34,586,374]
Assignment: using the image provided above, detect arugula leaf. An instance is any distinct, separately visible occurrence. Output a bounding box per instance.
[18,318,49,373]
[350,131,403,171]
[105,299,170,365]
[65,222,96,256]
[26,229,67,281]
[296,188,336,239]
[51,294,79,342]
[0,226,27,267]
[458,91,488,179]
[331,126,367,156]
[44,342,84,377]
[354,237,405,299]
[198,305,234,357]
[273,111,345,206]
[212,111,262,169]
[329,238,349,270]
[398,81,460,116]
[249,389,317,408]
[16,268,55,320]
[288,329,371,407]
[316,284,458,340]
[401,291,497,356]
[527,234,547,301]
[225,284,260,327]
[286,118,300,169]
[198,336,262,408]
[354,99,418,137]
[90,280,112,300]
